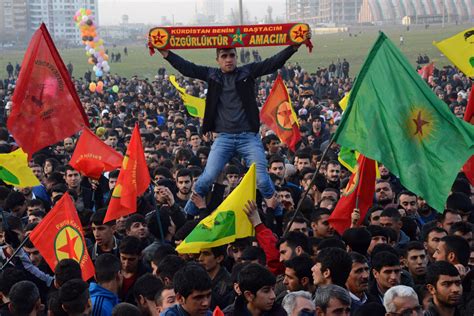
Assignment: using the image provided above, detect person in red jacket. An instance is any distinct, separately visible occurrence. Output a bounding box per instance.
[243,200,284,276]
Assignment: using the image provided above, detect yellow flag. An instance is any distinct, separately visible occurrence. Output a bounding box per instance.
[176,164,256,254]
[0,148,40,187]
[433,27,474,78]
[339,92,350,111]
[169,75,206,118]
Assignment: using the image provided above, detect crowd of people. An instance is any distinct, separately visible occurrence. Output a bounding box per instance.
[0,41,472,316]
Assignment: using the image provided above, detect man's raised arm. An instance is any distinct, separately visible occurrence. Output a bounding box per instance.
[157,49,209,81]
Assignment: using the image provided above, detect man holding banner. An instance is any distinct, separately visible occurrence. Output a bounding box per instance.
[156,30,311,216]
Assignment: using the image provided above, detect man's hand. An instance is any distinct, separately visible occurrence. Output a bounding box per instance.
[191,192,206,209]
[243,200,262,227]
[265,193,279,210]
[158,49,169,58]
[350,208,360,228]
[156,186,175,206]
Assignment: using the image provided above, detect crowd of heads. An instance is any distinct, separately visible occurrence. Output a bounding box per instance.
[0,54,472,316]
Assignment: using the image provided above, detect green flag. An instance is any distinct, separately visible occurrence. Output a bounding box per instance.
[333,32,474,212]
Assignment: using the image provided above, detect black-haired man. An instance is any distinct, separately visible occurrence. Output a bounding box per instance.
[162,263,212,316]
[425,261,463,316]
[90,254,122,316]
[157,33,311,218]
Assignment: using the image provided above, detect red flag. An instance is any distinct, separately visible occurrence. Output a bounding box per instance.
[213,306,224,316]
[417,63,434,80]
[462,84,474,185]
[29,193,95,281]
[260,74,301,151]
[328,155,376,235]
[104,124,150,223]
[69,128,123,180]
[7,23,89,157]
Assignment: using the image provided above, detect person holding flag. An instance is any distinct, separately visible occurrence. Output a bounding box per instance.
[156,30,311,216]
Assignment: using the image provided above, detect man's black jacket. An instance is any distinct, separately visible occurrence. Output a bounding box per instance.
[164,46,298,133]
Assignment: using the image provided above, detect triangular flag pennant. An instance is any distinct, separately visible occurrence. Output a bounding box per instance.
[260,74,301,152]
[29,193,95,281]
[69,128,123,180]
[329,154,376,235]
[104,124,150,223]
[169,75,206,118]
[7,23,89,157]
[213,306,225,316]
[0,148,40,187]
[176,164,256,254]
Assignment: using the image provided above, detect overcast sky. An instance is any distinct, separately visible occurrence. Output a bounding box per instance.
[98,0,286,25]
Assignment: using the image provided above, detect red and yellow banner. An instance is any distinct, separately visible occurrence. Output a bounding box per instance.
[148,23,312,53]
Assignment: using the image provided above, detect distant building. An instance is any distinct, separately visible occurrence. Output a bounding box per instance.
[0,0,28,42]
[286,0,319,25]
[317,0,361,25]
[0,0,98,44]
[359,0,473,25]
[196,0,224,24]
[285,0,473,25]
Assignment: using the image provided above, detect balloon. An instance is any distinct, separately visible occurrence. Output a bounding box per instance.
[85,9,92,15]
[82,15,88,22]
[97,81,104,88]
[112,85,119,93]
[96,86,103,94]
[95,69,103,77]
[89,82,96,92]
[89,48,95,55]
[103,65,110,72]
[88,57,94,65]
[92,65,97,72]
[86,20,93,26]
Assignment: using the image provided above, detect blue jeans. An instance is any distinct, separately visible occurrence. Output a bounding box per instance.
[184,132,275,216]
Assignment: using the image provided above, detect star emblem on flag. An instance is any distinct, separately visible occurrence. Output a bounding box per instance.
[412,110,430,136]
[276,101,297,131]
[229,28,247,45]
[54,225,84,262]
[407,108,435,142]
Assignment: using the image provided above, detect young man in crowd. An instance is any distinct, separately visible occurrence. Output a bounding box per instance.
[224,263,286,315]
[90,254,122,316]
[161,263,213,316]
[157,32,311,217]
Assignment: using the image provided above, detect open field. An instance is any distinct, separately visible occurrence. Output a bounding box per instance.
[0,24,469,80]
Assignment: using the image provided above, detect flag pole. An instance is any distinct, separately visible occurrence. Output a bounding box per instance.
[0,235,31,271]
[283,138,334,236]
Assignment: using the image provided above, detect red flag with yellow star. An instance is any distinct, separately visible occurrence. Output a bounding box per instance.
[328,154,376,235]
[104,124,150,223]
[29,192,94,281]
[260,74,301,152]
